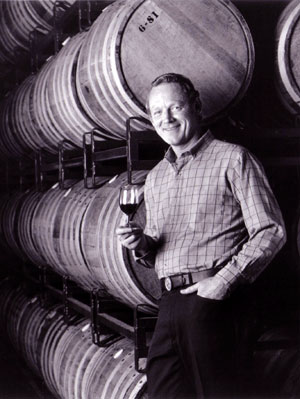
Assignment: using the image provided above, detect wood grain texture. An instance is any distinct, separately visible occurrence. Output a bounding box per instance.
[81,170,161,309]
[77,0,254,135]
[47,32,106,146]
[276,0,300,114]
[0,284,147,399]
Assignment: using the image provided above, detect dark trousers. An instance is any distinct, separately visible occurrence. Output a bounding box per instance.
[147,288,239,399]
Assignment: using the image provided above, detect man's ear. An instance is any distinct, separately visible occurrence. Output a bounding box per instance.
[194,97,202,118]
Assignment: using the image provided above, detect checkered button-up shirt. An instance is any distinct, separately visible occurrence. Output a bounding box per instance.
[142,131,286,291]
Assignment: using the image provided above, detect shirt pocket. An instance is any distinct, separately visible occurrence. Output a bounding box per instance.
[188,183,226,233]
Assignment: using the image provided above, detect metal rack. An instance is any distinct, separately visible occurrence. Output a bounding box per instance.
[19,261,158,373]
[0,119,163,372]
[1,0,115,95]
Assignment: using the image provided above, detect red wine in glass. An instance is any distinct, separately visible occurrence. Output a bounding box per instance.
[119,184,140,225]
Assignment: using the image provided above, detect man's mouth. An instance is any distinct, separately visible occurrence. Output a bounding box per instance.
[163,125,180,131]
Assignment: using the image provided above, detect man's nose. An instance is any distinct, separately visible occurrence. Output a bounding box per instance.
[162,108,174,122]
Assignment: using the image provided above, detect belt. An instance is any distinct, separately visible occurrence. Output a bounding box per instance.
[161,270,217,292]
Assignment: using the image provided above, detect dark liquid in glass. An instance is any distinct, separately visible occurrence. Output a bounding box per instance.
[120,203,138,215]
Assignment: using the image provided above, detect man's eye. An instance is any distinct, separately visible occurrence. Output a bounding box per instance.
[153,110,161,116]
[172,105,182,111]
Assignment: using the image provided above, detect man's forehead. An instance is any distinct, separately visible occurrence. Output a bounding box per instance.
[149,83,188,104]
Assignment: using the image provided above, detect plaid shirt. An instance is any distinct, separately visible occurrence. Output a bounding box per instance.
[143,130,286,291]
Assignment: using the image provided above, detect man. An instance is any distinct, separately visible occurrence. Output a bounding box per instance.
[116,73,286,398]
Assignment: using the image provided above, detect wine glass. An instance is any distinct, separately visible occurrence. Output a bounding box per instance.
[119,184,140,225]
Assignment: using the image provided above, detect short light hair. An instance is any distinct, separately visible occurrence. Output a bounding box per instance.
[146,73,201,112]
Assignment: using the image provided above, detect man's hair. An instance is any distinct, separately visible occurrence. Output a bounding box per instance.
[146,72,201,112]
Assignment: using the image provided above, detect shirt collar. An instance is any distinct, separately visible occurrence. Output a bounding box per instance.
[164,130,214,163]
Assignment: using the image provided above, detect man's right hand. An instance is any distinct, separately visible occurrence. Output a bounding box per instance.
[116,223,148,251]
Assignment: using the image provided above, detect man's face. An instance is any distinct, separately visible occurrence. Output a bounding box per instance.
[148,82,200,152]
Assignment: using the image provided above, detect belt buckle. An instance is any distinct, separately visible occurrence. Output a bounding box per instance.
[164,277,172,291]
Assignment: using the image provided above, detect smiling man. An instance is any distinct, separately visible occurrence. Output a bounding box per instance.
[148,78,202,154]
[116,73,286,398]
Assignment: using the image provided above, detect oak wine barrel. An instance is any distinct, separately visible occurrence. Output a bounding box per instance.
[77,0,254,136]
[81,171,161,309]
[29,32,109,152]
[31,179,98,288]
[31,178,112,289]
[0,283,147,399]
[31,57,64,153]
[80,335,146,399]
[0,93,28,159]
[46,32,110,146]
[276,0,300,115]
[27,173,161,308]
[17,190,47,267]
[0,191,27,261]
[1,174,160,309]
[13,74,48,155]
[0,0,76,65]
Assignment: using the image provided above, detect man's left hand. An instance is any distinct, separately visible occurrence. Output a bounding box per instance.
[180,276,229,300]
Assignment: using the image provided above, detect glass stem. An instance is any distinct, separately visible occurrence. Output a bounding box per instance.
[127,214,130,226]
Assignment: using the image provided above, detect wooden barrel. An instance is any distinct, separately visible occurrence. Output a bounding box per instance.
[41,314,82,397]
[0,93,28,159]
[46,32,111,146]
[4,287,29,352]
[9,294,54,377]
[20,298,51,375]
[30,32,104,152]
[31,178,110,289]
[31,181,79,275]
[81,336,146,399]
[77,0,254,136]
[40,311,74,396]
[50,319,107,398]
[0,283,148,399]
[39,314,147,399]
[30,174,160,306]
[275,0,300,115]
[17,190,47,267]
[31,57,64,153]
[13,74,49,155]
[0,3,27,64]
[81,171,161,309]
[0,74,48,159]
[0,0,76,65]
[0,191,27,260]
[54,320,96,398]
[0,32,109,157]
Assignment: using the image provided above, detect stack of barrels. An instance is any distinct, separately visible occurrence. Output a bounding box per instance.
[0,0,76,76]
[0,0,255,158]
[0,171,161,310]
[0,279,147,399]
[1,0,300,156]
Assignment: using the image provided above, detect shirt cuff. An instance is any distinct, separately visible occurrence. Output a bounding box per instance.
[215,268,247,294]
